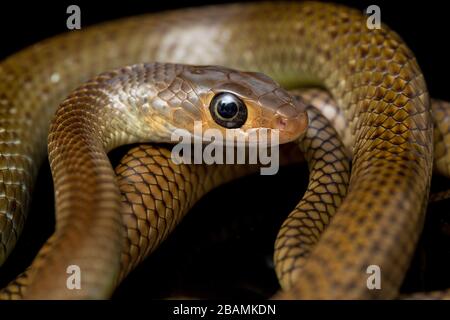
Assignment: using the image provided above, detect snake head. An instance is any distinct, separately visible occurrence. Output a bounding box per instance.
[176,65,308,145]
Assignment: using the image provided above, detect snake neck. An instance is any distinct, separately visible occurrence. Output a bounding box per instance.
[25,64,187,298]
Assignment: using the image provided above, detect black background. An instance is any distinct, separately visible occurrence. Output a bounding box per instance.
[1,0,450,299]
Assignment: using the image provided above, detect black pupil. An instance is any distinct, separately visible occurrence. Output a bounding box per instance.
[217,98,239,119]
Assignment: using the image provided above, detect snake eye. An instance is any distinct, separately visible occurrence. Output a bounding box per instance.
[209,92,248,128]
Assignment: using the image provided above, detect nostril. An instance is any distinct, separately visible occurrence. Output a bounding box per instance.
[275,116,288,130]
[271,111,308,143]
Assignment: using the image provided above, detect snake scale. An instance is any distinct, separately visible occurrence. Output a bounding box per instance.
[0,1,448,299]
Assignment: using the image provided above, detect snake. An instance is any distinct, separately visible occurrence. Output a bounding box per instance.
[0,1,445,299]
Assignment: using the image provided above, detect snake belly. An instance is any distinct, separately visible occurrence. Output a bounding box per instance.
[0,2,432,299]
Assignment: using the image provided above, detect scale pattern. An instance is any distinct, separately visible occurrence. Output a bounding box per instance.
[274,104,350,289]
[116,145,259,281]
[0,2,433,299]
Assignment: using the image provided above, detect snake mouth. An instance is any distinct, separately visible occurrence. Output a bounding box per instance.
[272,111,309,144]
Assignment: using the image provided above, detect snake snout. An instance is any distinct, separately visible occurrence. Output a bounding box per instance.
[272,105,308,143]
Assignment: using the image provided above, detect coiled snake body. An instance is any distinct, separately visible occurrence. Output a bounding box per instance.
[0,1,442,299]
